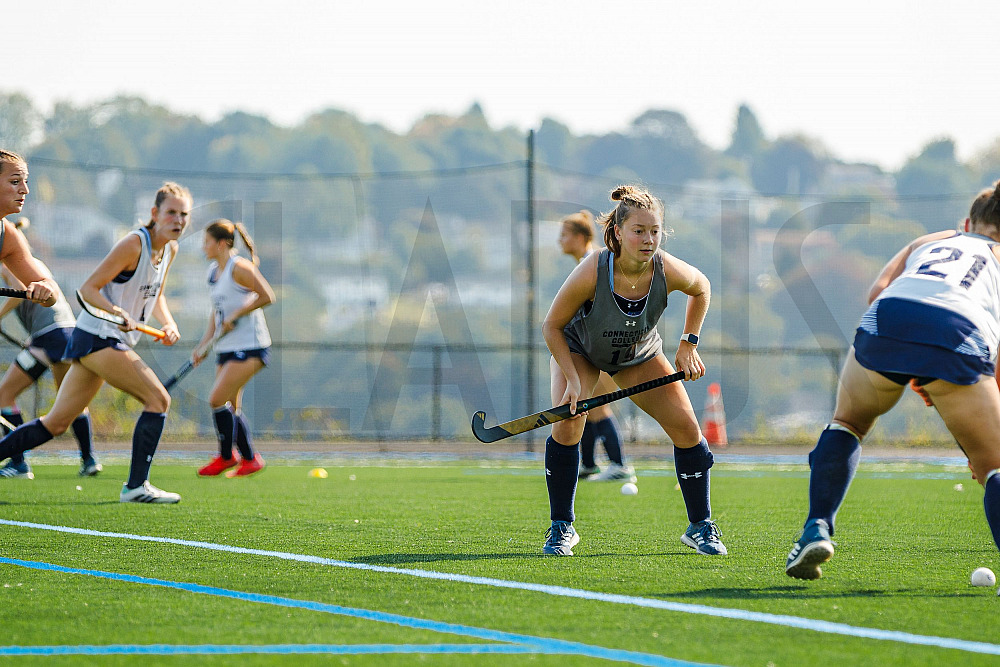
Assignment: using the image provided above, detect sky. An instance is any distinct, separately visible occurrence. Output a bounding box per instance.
[8,1,998,171]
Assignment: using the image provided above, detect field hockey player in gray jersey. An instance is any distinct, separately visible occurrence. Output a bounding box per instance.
[540,184,726,557]
[0,219,100,479]
[192,219,274,478]
[0,182,190,503]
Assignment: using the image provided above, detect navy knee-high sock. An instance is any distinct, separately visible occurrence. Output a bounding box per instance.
[1,409,25,466]
[579,422,597,469]
[71,414,93,461]
[806,424,862,534]
[594,416,624,465]
[234,411,255,460]
[674,439,714,523]
[0,418,53,462]
[983,472,1000,553]
[212,406,236,459]
[545,436,580,523]
[126,412,165,489]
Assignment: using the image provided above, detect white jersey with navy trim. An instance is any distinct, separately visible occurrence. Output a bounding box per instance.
[863,232,1000,362]
[75,227,172,347]
[208,257,271,353]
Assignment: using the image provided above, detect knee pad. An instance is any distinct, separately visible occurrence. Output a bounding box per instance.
[15,349,48,381]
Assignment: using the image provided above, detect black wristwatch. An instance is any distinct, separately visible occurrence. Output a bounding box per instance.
[679,333,699,346]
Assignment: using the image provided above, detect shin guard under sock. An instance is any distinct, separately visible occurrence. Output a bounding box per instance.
[126,412,166,489]
[545,436,580,523]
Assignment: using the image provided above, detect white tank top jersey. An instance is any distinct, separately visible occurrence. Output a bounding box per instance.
[75,227,173,347]
[872,231,1000,362]
[207,257,271,353]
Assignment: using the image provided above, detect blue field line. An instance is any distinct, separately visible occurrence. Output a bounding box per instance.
[2,519,999,657]
[0,556,708,667]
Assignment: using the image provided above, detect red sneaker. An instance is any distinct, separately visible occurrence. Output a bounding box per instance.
[198,455,239,477]
[227,453,265,478]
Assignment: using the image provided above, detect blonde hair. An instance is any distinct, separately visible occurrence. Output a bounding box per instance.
[970,180,1000,230]
[598,185,665,256]
[146,181,192,228]
[205,218,259,265]
[560,210,595,243]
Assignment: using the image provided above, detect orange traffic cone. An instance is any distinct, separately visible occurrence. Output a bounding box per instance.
[702,382,728,447]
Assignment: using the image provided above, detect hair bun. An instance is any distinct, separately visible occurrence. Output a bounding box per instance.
[611,185,631,202]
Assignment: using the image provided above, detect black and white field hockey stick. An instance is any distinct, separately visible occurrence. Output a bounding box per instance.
[75,291,166,340]
[471,370,687,443]
[162,331,225,391]
[0,288,29,300]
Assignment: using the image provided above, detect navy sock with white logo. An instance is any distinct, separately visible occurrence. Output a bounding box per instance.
[674,439,714,523]
[126,412,165,489]
[545,436,580,523]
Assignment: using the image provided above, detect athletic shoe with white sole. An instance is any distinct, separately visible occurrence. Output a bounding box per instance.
[119,481,181,504]
[578,464,601,479]
[79,458,103,477]
[542,520,580,556]
[0,460,33,479]
[590,462,637,483]
[785,518,834,580]
[681,519,728,555]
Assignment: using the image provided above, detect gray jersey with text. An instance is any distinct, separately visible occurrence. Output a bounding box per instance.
[563,249,668,373]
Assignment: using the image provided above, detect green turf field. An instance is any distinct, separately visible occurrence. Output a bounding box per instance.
[0,459,996,665]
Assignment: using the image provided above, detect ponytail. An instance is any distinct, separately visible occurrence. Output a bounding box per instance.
[205,219,258,265]
[234,222,259,266]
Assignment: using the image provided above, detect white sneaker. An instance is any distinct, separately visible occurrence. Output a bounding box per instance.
[590,462,637,483]
[119,481,181,504]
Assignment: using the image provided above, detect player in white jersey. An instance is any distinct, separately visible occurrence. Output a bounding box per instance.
[0,182,189,503]
[558,210,634,483]
[0,151,56,306]
[786,179,1000,580]
[192,219,275,478]
[0,219,99,480]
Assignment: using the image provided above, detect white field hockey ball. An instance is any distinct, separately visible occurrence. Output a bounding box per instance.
[971,567,996,587]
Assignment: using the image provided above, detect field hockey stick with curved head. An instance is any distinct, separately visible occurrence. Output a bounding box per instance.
[75,291,166,340]
[162,330,225,391]
[472,370,687,443]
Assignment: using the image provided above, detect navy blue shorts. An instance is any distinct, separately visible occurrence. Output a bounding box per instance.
[28,327,74,364]
[217,347,271,367]
[63,328,130,361]
[854,330,993,386]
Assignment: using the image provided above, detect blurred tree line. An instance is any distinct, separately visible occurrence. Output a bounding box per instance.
[1,90,998,441]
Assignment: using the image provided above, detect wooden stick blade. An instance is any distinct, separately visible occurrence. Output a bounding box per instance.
[470,371,687,443]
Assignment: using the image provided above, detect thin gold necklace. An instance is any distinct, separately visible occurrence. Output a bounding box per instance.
[620,260,649,290]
